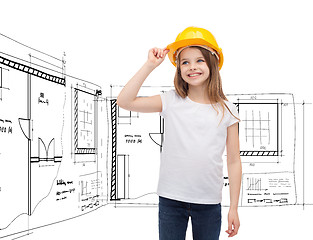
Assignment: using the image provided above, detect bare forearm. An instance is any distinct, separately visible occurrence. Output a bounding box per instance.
[117,61,155,107]
[117,48,168,108]
[227,158,242,209]
[225,124,241,237]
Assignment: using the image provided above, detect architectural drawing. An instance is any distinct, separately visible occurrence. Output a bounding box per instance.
[107,86,172,206]
[226,94,298,207]
[0,33,311,239]
[0,34,107,239]
[107,87,309,209]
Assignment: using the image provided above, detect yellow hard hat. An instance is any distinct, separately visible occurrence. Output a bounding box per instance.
[166,26,224,70]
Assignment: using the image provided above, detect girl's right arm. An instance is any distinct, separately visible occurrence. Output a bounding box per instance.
[116,48,169,113]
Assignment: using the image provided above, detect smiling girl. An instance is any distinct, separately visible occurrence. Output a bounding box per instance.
[117,26,242,240]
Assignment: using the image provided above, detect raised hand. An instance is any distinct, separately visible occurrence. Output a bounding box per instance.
[147,47,169,68]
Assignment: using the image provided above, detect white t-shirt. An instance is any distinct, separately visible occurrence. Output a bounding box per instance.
[157,89,240,204]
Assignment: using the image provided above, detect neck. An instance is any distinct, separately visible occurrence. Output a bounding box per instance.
[187,85,211,104]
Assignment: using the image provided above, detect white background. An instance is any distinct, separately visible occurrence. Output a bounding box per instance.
[1,0,313,239]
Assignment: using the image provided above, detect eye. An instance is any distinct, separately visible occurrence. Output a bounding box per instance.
[197,59,205,63]
[182,61,188,65]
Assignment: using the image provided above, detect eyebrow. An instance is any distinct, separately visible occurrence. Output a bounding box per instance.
[180,57,205,62]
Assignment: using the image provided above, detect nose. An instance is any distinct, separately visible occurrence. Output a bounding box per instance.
[189,63,197,70]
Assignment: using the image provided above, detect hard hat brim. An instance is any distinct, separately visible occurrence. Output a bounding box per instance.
[166,38,224,70]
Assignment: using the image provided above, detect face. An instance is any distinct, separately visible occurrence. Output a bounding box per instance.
[179,47,210,88]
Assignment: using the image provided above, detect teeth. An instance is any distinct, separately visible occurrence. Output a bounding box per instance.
[189,73,200,77]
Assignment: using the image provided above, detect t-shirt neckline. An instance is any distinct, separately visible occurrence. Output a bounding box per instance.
[186,96,215,106]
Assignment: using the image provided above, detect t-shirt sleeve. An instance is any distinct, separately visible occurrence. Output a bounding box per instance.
[227,102,240,127]
[159,89,175,117]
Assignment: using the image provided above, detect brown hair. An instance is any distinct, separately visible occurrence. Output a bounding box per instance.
[174,46,239,122]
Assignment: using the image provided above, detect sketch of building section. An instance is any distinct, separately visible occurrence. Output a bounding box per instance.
[71,83,102,164]
[21,79,107,239]
[224,93,298,207]
[0,37,67,222]
[227,94,295,164]
[0,51,66,233]
[107,90,307,208]
[0,33,107,239]
[239,102,279,157]
[70,80,106,212]
[107,85,171,206]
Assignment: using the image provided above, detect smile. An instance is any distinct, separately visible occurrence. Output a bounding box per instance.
[188,73,202,77]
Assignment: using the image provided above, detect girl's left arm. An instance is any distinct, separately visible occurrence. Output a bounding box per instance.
[225,122,242,237]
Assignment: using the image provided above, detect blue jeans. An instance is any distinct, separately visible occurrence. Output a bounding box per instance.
[158,196,221,240]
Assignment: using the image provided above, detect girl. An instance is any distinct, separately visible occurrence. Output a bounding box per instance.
[117,26,241,240]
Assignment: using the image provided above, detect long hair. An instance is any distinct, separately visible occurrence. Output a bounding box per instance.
[174,46,239,122]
